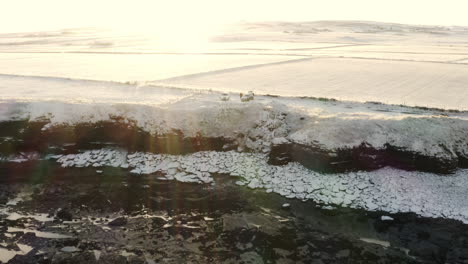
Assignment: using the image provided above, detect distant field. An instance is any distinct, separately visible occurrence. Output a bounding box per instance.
[0,53,302,82]
[1,22,468,110]
[157,57,468,110]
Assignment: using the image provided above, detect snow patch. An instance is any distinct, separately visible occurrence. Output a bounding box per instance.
[55,149,468,224]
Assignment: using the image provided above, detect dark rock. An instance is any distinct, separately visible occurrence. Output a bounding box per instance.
[268,144,293,165]
[457,152,468,168]
[336,249,350,258]
[108,217,127,226]
[222,213,284,236]
[240,251,264,264]
[57,209,73,221]
[52,251,98,263]
[92,254,128,264]
[0,120,237,156]
[268,142,459,174]
[408,240,441,260]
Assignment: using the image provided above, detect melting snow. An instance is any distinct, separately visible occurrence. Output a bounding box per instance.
[8,227,72,239]
[0,244,33,263]
[55,149,468,224]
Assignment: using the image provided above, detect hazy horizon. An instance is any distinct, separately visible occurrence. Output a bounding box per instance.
[2,0,468,35]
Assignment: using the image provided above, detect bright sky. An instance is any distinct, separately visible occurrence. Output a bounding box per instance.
[2,0,468,34]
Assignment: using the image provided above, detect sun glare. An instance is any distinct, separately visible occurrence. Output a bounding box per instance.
[3,0,468,34]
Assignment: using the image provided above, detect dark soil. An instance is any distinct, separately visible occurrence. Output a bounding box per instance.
[1,161,468,264]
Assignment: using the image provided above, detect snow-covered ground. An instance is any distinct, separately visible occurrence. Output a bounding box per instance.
[1,21,468,109]
[1,21,468,224]
[1,75,466,160]
[1,76,467,223]
[0,53,303,82]
[157,57,468,110]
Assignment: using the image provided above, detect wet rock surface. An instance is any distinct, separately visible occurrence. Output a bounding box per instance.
[2,118,466,175]
[0,120,236,156]
[0,162,468,264]
[269,142,462,174]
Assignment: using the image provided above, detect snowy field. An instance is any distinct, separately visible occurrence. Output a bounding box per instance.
[1,21,468,109]
[158,57,468,110]
[0,53,303,82]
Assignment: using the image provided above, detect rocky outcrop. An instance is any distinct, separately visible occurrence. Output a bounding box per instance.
[269,142,460,174]
[1,119,465,175]
[0,120,237,156]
